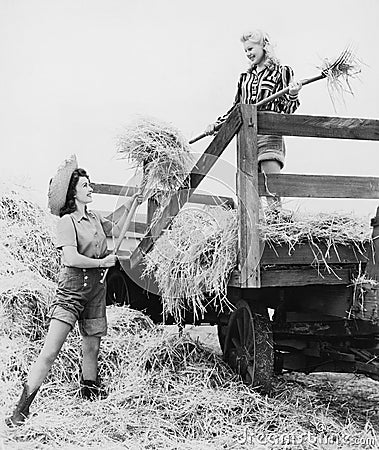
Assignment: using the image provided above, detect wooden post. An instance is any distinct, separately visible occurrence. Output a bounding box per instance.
[236,104,261,288]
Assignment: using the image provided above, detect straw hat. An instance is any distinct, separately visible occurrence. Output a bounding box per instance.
[48,154,78,216]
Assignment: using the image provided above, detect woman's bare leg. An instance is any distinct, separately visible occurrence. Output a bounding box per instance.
[81,336,101,381]
[260,160,282,208]
[27,319,72,393]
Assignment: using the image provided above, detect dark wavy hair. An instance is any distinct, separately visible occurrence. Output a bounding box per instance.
[59,168,90,217]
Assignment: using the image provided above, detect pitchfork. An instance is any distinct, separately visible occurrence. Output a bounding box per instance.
[189,45,360,144]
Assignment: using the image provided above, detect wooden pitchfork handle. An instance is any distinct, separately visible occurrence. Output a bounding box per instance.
[189,73,325,144]
[100,196,140,284]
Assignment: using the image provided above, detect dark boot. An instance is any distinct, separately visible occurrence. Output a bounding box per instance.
[5,384,39,427]
[79,377,107,401]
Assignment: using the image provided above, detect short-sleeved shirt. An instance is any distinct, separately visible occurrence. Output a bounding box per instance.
[56,209,112,261]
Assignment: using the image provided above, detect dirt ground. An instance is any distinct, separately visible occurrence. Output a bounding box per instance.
[185,324,379,433]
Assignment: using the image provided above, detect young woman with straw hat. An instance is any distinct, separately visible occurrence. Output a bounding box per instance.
[6,154,142,427]
[204,29,302,207]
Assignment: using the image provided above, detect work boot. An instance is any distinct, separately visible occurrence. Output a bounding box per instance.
[79,377,107,401]
[5,384,39,427]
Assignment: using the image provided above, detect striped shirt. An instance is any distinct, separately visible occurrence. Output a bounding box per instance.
[215,64,300,126]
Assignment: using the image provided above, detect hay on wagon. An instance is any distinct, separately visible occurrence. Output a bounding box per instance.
[144,205,372,323]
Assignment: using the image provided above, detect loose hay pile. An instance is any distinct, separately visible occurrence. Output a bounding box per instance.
[143,205,238,323]
[0,186,59,341]
[261,208,371,271]
[0,187,60,282]
[261,208,371,250]
[1,188,378,449]
[116,116,193,202]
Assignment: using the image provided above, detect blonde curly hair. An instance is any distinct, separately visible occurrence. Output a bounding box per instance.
[240,29,280,71]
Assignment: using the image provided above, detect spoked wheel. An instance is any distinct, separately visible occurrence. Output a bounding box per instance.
[217,323,228,353]
[106,267,130,306]
[223,300,274,391]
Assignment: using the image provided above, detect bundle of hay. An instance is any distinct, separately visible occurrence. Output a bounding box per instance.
[260,208,371,258]
[116,116,193,203]
[317,45,362,109]
[143,205,238,323]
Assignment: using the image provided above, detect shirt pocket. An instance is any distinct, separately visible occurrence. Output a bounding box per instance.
[260,79,276,94]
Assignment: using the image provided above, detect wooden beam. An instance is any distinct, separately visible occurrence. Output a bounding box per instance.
[257,111,379,141]
[102,221,146,236]
[229,267,351,288]
[237,104,261,288]
[258,173,379,199]
[261,243,370,266]
[92,184,138,196]
[129,106,243,268]
[91,183,234,207]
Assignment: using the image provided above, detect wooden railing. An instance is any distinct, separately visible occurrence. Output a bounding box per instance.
[93,105,379,289]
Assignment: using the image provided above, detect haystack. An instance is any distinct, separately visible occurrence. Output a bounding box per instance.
[0,187,60,341]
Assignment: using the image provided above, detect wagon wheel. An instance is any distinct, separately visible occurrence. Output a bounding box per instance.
[106,268,130,306]
[223,300,274,391]
[217,323,228,352]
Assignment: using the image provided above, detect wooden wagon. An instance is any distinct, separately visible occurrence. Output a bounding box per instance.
[92,105,379,389]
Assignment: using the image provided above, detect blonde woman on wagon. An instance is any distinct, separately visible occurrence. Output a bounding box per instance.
[204,29,302,207]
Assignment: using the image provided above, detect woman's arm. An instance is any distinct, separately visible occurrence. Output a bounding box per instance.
[112,193,143,237]
[100,193,143,238]
[280,66,301,114]
[62,246,117,268]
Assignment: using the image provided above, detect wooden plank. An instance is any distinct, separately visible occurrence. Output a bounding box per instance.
[257,111,379,141]
[130,106,243,268]
[102,221,146,236]
[237,105,261,288]
[100,208,147,234]
[274,319,379,337]
[91,183,234,207]
[92,184,138,196]
[263,267,351,286]
[258,173,379,199]
[229,267,351,287]
[261,243,370,265]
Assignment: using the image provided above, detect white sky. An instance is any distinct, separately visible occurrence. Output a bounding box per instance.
[1,0,378,217]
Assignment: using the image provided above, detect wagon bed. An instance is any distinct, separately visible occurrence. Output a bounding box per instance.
[93,105,379,388]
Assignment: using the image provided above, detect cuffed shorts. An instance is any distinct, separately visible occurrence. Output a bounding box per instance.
[49,266,107,337]
[257,134,286,169]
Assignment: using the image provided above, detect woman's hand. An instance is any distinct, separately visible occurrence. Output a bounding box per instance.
[132,192,144,204]
[288,79,302,96]
[100,255,118,268]
[204,123,217,136]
